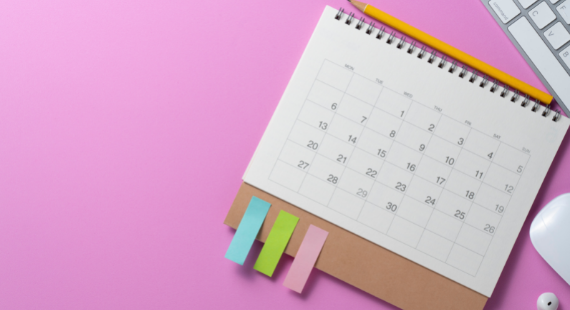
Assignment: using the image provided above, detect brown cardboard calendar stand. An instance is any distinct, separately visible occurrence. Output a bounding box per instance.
[224,182,488,310]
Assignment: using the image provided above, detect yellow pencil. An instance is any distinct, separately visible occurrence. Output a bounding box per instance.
[348,0,553,104]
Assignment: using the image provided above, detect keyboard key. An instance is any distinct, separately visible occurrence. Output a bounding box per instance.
[557,1,570,23]
[561,45,570,67]
[560,45,570,67]
[509,17,570,112]
[518,0,538,8]
[545,22,570,48]
[489,0,521,23]
[529,2,557,29]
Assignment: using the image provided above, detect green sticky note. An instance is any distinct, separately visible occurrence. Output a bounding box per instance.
[253,210,299,277]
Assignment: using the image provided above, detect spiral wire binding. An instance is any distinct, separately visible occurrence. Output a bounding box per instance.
[543,105,551,117]
[489,80,497,92]
[532,100,540,112]
[500,85,510,98]
[366,22,375,35]
[356,17,365,30]
[345,12,355,25]
[418,46,427,59]
[522,95,530,107]
[512,90,520,102]
[438,56,447,68]
[387,31,396,44]
[334,7,562,122]
[335,8,344,20]
[479,75,489,88]
[469,70,478,83]
[376,26,385,39]
[428,50,437,64]
[397,36,406,49]
[459,66,468,78]
[408,41,417,54]
[449,61,458,73]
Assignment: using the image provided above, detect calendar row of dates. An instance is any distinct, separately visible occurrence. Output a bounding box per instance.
[282,120,521,203]
[273,145,508,230]
[298,95,530,177]
[270,158,498,272]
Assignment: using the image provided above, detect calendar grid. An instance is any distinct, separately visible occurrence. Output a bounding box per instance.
[471,152,527,274]
[296,72,355,192]
[274,156,511,250]
[268,59,532,276]
[321,78,381,207]
[451,138,499,242]
[290,117,520,197]
[304,99,528,178]
[446,147,475,260]
[417,124,470,251]
[275,142,521,238]
[268,60,328,187]
[362,90,411,226]
[385,106,442,236]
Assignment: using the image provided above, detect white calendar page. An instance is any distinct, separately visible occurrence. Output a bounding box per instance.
[243,6,569,296]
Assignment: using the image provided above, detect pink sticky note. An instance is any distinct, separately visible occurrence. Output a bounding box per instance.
[283,225,328,293]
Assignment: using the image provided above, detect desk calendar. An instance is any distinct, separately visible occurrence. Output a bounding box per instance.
[243,6,570,296]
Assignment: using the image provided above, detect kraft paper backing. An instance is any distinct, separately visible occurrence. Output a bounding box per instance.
[224,182,488,310]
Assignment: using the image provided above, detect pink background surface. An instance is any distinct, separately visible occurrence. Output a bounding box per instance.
[0,0,568,309]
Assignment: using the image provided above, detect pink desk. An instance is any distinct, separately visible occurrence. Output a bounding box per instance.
[0,0,568,309]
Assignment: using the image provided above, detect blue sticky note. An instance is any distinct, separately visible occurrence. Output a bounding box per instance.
[225,196,271,265]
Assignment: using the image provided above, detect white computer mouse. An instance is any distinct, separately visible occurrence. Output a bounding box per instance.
[530,193,570,285]
[537,292,559,310]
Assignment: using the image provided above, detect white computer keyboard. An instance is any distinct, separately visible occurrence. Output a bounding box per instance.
[483,0,570,115]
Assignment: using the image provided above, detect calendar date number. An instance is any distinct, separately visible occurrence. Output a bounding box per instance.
[327,174,338,184]
[307,140,319,150]
[454,210,465,220]
[395,182,407,192]
[337,154,347,164]
[386,202,397,212]
[357,188,368,197]
[495,205,504,213]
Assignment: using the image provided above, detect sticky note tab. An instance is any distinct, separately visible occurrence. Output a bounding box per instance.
[253,210,299,277]
[225,196,271,265]
[283,225,328,293]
